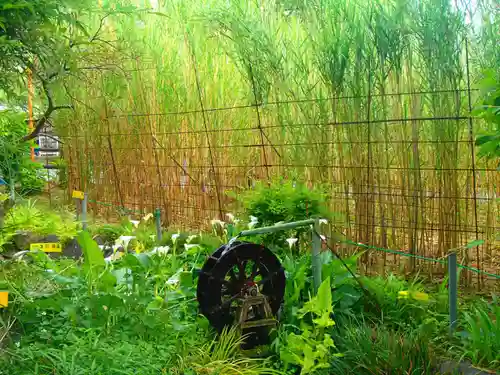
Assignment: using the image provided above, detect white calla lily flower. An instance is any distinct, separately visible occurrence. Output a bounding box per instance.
[184,244,200,252]
[210,219,225,227]
[150,246,170,255]
[319,219,328,225]
[286,238,298,249]
[186,235,198,243]
[130,220,140,228]
[171,233,180,244]
[115,236,136,248]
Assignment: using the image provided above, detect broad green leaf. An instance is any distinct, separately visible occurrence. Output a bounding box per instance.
[78,231,105,275]
[302,344,315,374]
[315,276,333,314]
[465,239,484,249]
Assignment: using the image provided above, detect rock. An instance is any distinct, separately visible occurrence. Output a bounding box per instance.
[62,238,83,259]
[11,231,42,251]
[439,360,498,375]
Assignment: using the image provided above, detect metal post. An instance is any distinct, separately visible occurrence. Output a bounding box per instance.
[311,218,322,294]
[448,252,458,335]
[82,193,88,231]
[154,208,162,242]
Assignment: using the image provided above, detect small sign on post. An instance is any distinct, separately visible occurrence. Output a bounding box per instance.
[72,190,85,200]
[72,190,88,230]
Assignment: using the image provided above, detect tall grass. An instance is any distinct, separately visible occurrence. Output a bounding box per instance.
[57,0,498,282]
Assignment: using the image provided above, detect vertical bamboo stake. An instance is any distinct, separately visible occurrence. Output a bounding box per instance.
[27,68,35,162]
[249,64,270,181]
[365,64,374,273]
[187,34,223,220]
[465,38,481,291]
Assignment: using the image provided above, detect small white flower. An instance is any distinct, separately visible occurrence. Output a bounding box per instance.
[184,244,200,252]
[186,235,198,243]
[115,236,136,248]
[210,219,225,227]
[248,216,259,229]
[167,273,179,286]
[143,213,153,222]
[286,238,298,249]
[319,219,328,225]
[130,220,140,228]
[226,213,235,222]
[150,246,170,255]
[320,235,326,241]
[171,233,180,244]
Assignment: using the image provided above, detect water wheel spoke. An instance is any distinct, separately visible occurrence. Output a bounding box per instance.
[236,258,247,281]
[228,268,238,282]
[250,261,260,280]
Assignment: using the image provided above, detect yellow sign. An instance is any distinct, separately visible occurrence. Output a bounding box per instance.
[72,190,85,200]
[30,243,62,253]
[0,292,8,308]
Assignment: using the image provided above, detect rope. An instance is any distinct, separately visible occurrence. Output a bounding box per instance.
[330,236,500,280]
[87,199,147,214]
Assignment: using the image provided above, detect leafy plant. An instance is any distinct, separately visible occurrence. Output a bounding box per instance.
[331,319,437,375]
[474,69,500,166]
[460,299,500,369]
[277,277,340,374]
[0,111,43,196]
[230,179,330,247]
[180,326,279,375]
[0,199,78,252]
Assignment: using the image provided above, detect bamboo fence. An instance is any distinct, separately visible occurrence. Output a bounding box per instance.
[56,0,499,288]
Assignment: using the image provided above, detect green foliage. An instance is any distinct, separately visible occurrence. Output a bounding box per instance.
[0,233,210,373]
[461,298,500,369]
[180,327,279,375]
[331,320,437,375]
[230,179,329,246]
[0,110,43,195]
[474,69,500,166]
[0,199,78,251]
[0,0,90,96]
[277,277,339,374]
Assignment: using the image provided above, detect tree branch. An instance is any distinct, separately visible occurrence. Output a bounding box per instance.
[22,80,73,141]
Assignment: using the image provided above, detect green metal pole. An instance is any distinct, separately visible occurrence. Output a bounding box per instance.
[448,252,458,335]
[154,208,162,242]
[237,219,316,237]
[311,218,322,294]
[81,193,88,231]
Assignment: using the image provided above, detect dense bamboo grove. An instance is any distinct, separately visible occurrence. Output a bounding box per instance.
[56,0,499,285]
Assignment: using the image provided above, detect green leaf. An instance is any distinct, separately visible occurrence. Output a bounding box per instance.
[315,276,333,314]
[465,239,484,249]
[179,271,193,288]
[302,344,315,374]
[78,231,105,275]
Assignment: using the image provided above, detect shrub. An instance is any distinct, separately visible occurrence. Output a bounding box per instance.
[0,110,44,196]
[229,179,330,247]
